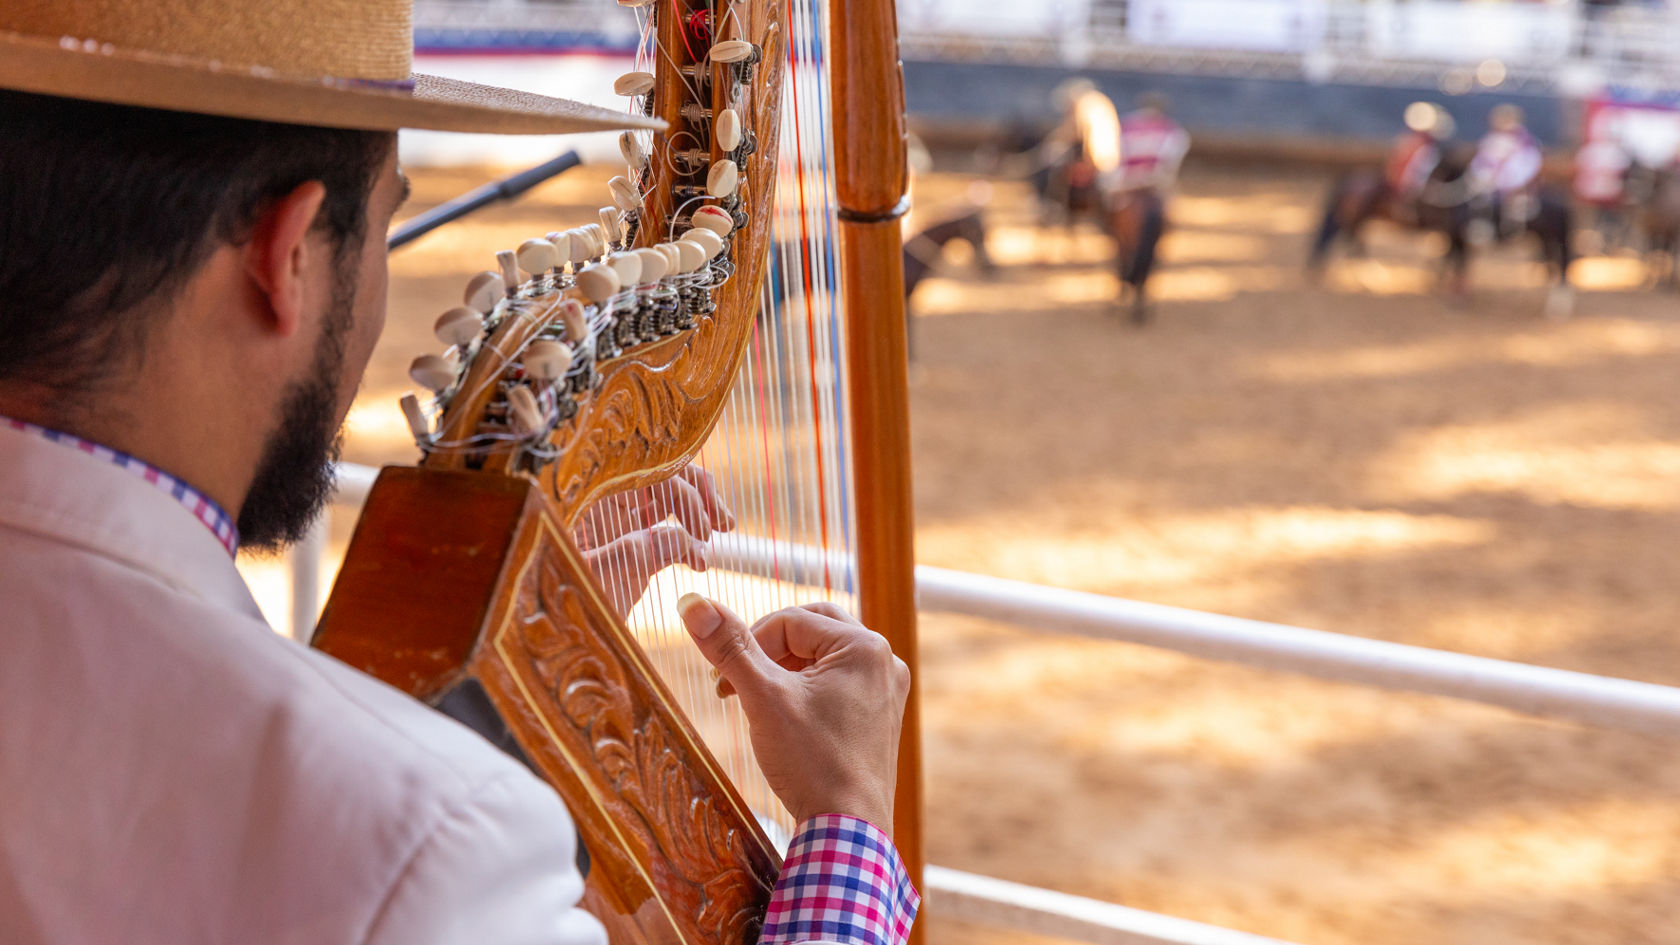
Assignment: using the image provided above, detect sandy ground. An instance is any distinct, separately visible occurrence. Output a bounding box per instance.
[260,159,1680,945]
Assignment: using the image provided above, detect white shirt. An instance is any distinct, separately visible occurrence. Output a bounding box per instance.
[0,422,607,944]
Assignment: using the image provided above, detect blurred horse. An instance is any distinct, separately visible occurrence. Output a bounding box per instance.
[1635,167,1680,288]
[1309,149,1574,316]
[1105,188,1167,325]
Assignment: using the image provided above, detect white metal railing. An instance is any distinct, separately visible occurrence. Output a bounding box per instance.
[288,461,1680,944]
[413,0,1680,92]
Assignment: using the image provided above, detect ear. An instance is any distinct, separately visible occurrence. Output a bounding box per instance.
[243,181,329,338]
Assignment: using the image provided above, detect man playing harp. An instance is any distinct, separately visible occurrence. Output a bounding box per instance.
[0,2,919,943]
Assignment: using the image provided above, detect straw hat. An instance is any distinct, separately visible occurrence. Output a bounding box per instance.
[0,0,660,135]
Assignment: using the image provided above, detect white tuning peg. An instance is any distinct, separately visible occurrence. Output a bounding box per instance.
[655,242,684,273]
[673,239,708,273]
[434,306,484,347]
[506,385,544,435]
[523,339,574,383]
[496,250,520,293]
[614,71,655,96]
[582,223,609,258]
[517,238,560,277]
[575,262,621,303]
[606,251,642,288]
[556,298,588,343]
[546,231,573,265]
[399,393,431,439]
[597,208,622,247]
[616,0,656,6]
[681,226,725,260]
[716,108,743,151]
[409,354,457,393]
[564,228,594,266]
[619,132,649,170]
[608,175,642,213]
[710,40,753,63]
[633,246,669,284]
[692,205,734,237]
[707,159,740,199]
[463,271,505,314]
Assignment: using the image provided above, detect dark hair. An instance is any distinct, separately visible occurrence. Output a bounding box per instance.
[0,90,393,397]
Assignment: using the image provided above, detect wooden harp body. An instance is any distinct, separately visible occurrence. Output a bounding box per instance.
[314,0,920,942]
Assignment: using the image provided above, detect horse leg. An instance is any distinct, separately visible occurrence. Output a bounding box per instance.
[1308,180,1346,274]
[1127,201,1165,326]
[1542,206,1576,319]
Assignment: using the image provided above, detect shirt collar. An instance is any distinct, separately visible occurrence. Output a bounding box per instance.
[2,417,240,557]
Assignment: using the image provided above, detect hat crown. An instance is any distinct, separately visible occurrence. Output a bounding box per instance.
[4,0,413,81]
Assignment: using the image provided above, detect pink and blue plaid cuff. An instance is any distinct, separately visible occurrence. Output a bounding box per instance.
[760,814,920,945]
[4,416,240,556]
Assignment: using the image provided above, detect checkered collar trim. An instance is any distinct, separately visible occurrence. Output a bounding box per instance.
[3,417,240,557]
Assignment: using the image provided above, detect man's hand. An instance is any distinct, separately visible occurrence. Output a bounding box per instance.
[578,465,736,616]
[677,595,910,831]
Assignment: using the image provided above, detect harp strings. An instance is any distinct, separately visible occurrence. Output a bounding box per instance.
[587,0,854,843]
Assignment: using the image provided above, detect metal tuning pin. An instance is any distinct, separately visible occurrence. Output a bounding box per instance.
[707,159,740,199]
[613,71,655,97]
[605,251,642,288]
[463,271,506,314]
[575,263,621,304]
[496,250,521,294]
[710,39,754,63]
[523,339,574,384]
[681,226,725,260]
[505,385,544,435]
[673,239,708,273]
[619,132,649,170]
[608,175,642,213]
[556,298,588,343]
[633,246,669,284]
[434,306,484,347]
[517,238,559,278]
[691,205,735,237]
[716,108,743,151]
[409,354,456,393]
[399,393,431,439]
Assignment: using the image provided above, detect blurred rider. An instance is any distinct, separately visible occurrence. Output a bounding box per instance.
[1470,104,1544,235]
[1116,92,1190,196]
[1041,77,1122,212]
[1386,102,1453,218]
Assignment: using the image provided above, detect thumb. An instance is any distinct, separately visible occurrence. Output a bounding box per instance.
[677,594,773,696]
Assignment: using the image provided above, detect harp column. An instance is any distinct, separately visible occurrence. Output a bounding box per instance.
[832,0,924,933]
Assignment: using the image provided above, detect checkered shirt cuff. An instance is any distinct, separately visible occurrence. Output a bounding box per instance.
[760,814,920,945]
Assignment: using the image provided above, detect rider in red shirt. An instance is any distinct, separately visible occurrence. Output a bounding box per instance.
[1385,102,1454,221]
[1116,93,1190,196]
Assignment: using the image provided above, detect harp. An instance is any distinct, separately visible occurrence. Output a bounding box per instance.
[311,0,920,942]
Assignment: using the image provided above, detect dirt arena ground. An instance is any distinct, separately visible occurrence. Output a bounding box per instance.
[296,158,1680,945]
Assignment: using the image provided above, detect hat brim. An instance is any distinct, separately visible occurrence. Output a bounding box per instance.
[0,30,662,135]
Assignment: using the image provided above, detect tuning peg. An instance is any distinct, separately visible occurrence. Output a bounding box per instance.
[409,354,457,393]
[716,108,743,151]
[546,231,573,266]
[655,242,684,273]
[608,175,642,213]
[707,159,740,199]
[495,250,522,292]
[581,223,609,258]
[564,228,594,266]
[463,271,505,314]
[710,40,753,63]
[673,239,708,273]
[576,263,621,303]
[692,205,734,237]
[614,71,655,96]
[506,385,544,435]
[598,207,623,247]
[523,339,574,383]
[399,393,431,439]
[517,238,560,278]
[616,0,656,6]
[606,251,643,288]
[434,306,484,347]
[619,132,649,170]
[633,246,669,284]
[556,297,588,343]
[681,226,725,260]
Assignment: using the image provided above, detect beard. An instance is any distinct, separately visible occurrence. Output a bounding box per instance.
[236,259,356,553]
